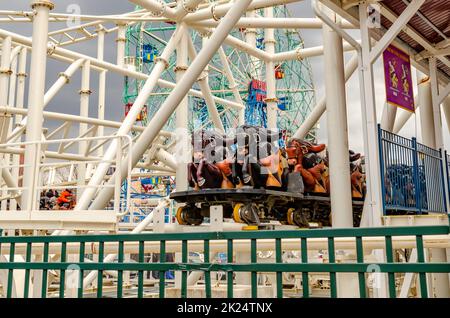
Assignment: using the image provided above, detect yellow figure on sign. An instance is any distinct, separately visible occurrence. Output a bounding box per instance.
[401,64,410,94]
[388,60,399,89]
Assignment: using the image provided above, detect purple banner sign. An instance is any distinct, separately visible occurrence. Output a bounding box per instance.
[383,44,415,112]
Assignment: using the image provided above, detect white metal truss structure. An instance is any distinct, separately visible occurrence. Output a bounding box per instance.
[0,0,449,299]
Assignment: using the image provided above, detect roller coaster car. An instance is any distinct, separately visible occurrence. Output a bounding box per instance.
[170,188,363,228]
[182,126,365,227]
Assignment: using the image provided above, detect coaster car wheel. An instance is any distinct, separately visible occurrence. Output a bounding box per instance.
[287,208,309,228]
[233,203,260,225]
[176,205,204,226]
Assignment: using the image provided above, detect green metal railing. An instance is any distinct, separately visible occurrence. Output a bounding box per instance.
[0,224,449,298]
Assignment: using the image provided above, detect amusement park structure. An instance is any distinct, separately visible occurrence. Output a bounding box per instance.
[0,0,449,299]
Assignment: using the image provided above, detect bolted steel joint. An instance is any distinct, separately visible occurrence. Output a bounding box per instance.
[155,57,169,69]
[58,72,71,84]
[151,0,166,17]
[295,47,304,61]
[0,69,13,76]
[182,0,198,13]
[31,1,55,10]
[79,89,92,95]
[211,4,221,22]
[173,65,188,73]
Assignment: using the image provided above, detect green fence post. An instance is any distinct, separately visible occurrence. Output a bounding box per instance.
[204,240,211,298]
[138,241,144,298]
[97,241,104,298]
[385,236,396,298]
[301,238,309,298]
[159,240,166,298]
[7,242,15,298]
[275,238,283,298]
[416,235,428,298]
[23,242,32,299]
[328,238,337,298]
[251,239,257,298]
[356,237,366,298]
[78,242,85,298]
[60,242,67,298]
[181,240,188,298]
[227,239,233,298]
[117,241,124,298]
[41,242,49,298]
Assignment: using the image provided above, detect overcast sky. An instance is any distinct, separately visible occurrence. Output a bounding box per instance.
[1,0,449,154]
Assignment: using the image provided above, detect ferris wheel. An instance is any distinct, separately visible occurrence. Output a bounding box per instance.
[122,5,316,141]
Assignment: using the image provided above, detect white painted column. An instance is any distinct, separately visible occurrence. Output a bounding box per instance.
[245,10,258,79]
[427,59,450,298]
[322,17,353,228]
[0,36,12,212]
[443,96,450,133]
[22,0,54,212]
[75,26,185,211]
[89,0,254,210]
[175,30,189,193]
[10,47,27,211]
[358,3,384,228]
[380,102,397,132]
[116,24,126,68]
[417,72,435,147]
[97,28,106,156]
[78,61,91,195]
[264,7,278,129]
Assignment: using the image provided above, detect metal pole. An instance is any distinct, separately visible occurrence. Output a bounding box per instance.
[264,7,277,129]
[358,2,384,228]
[97,28,106,156]
[322,14,353,228]
[88,0,254,211]
[293,53,359,139]
[186,35,225,132]
[74,25,185,211]
[173,21,190,290]
[22,0,53,212]
[380,102,397,132]
[417,71,435,148]
[116,24,126,68]
[0,37,12,211]
[78,61,91,195]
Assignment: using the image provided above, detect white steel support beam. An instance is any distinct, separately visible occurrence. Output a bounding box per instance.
[0,28,244,112]
[0,36,12,142]
[97,28,106,156]
[78,61,91,194]
[417,72,436,148]
[444,96,450,134]
[264,6,277,129]
[428,57,444,150]
[175,27,189,192]
[380,102,397,132]
[218,47,245,124]
[369,0,425,63]
[8,58,85,141]
[392,93,419,134]
[74,24,185,211]
[116,24,126,68]
[293,53,359,139]
[186,35,225,133]
[88,0,254,211]
[22,1,53,213]
[129,0,177,20]
[357,2,383,228]
[322,10,353,228]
